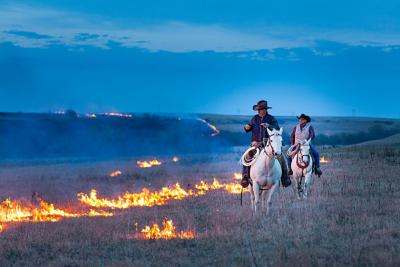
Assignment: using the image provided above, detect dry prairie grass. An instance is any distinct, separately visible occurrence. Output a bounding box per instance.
[0,142,399,266]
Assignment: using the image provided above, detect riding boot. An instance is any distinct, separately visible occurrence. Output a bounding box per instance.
[311,154,323,177]
[277,155,291,187]
[287,156,293,175]
[310,144,323,177]
[241,165,250,188]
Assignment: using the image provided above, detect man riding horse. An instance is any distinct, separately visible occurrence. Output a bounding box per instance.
[240,100,292,188]
[288,114,323,176]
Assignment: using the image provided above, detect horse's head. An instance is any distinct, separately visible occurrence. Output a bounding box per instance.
[266,128,283,157]
[300,139,311,162]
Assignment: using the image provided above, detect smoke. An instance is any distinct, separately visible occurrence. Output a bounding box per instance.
[0,112,229,160]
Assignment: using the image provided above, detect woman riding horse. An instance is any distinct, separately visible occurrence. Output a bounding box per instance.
[288,114,323,176]
[241,100,292,188]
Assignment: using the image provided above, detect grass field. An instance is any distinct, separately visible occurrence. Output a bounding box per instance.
[0,137,400,266]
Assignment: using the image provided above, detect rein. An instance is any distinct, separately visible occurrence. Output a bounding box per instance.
[296,150,310,169]
[263,133,281,159]
[294,145,311,192]
[263,138,274,158]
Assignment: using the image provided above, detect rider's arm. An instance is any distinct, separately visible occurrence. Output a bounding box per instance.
[244,116,256,133]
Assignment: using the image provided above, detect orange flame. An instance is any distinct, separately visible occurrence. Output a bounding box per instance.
[137,159,162,168]
[78,178,246,210]
[138,218,195,240]
[320,156,329,163]
[110,170,122,177]
[197,118,220,137]
[0,198,112,231]
[233,172,242,180]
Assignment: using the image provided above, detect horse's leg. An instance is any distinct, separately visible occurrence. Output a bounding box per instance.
[291,175,299,200]
[291,159,301,200]
[304,171,313,199]
[295,176,302,200]
[261,190,266,213]
[249,185,255,212]
[264,183,278,215]
[253,183,261,215]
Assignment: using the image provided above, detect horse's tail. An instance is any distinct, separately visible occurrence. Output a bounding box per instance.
[240,146,260,167]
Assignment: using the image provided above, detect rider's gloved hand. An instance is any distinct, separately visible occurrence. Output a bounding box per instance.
[260,123,269,128]
[251,141,258,147]
[244,124,252,131]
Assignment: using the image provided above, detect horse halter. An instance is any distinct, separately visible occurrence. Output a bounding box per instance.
[296,144,311,169]
[263,133,281,159]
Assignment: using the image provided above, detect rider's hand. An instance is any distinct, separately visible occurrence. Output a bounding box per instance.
[260,123,269,128]
[251,141,258,147]
[244,124,252,131]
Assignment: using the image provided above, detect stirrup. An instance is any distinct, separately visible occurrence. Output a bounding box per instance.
[240,177,250,188]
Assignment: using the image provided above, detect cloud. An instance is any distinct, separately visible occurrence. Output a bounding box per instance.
[1,3,400,54]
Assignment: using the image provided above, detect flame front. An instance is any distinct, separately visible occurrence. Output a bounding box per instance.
[138,218,195,240]
[0,198,112,231]
[78,178,246,210]
[110,170,122,177]
[233,172,242,180]
[1,174,245,233]
[137,159,162,168]
[320,156,329,163]
[197,118,221,137]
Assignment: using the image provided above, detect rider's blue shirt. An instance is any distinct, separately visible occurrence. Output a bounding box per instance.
[244,114,280,142]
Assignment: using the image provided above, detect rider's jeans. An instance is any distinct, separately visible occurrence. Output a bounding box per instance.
[310,144,320,168]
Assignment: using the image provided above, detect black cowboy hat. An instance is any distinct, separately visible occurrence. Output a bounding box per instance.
[297,114,311,123]
[252,100,272,111]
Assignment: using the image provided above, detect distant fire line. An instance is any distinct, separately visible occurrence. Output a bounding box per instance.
[197,118,221,137]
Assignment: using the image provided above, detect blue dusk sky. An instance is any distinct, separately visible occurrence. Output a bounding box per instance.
[0,0,399,118]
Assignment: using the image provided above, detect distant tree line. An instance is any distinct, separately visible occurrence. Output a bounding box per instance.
[313,125,400,146]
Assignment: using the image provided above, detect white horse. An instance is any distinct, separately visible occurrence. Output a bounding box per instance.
[240,128,283,215]
[290,139,314,199]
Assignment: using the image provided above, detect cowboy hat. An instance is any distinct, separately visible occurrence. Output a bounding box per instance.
[252,100,272,111]
[297,114,311,123]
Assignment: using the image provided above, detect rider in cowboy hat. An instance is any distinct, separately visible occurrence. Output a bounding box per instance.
[287,114,323,176]
[241,100,291,188]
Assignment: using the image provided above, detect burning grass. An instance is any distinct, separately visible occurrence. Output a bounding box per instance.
[1,144,400,266]
[136,218,195,240]
[77,178,244,209]
[0,198,113,231]
[109,170,122,177]
[197,118,221,136]
[137,159,162,168]
[320,156,329,163]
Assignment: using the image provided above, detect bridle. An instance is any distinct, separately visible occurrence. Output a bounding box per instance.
[263,133,281,159]
[296,144,311,169]
[295,143,311,192]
